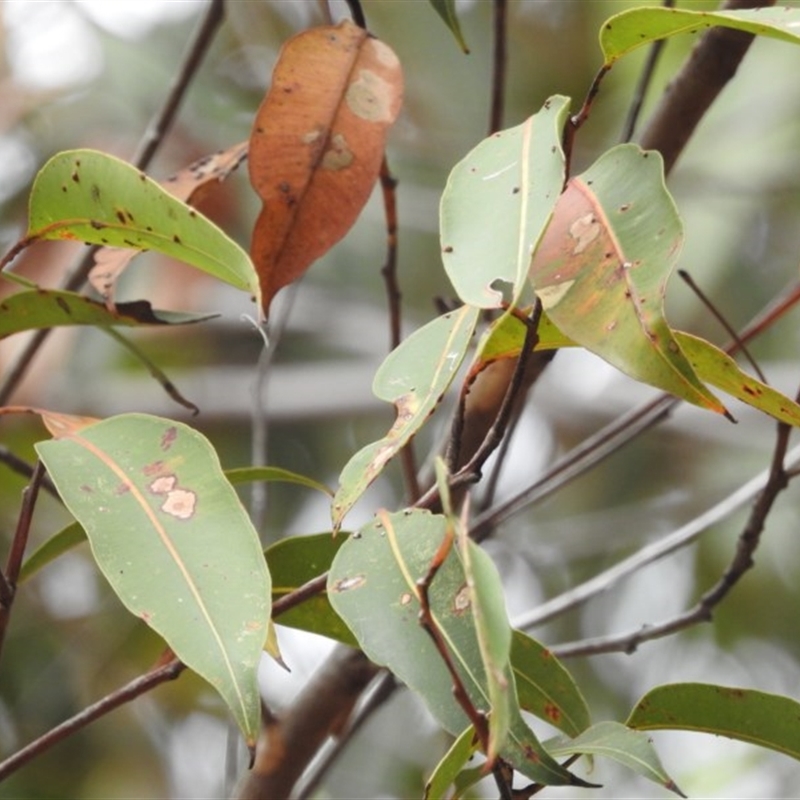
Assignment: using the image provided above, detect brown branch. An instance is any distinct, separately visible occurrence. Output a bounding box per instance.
[0,461,45,665]
[638,0,776,175]
[0,655,185,782]
[489,0,508,135]
[619,0,676,143]
[234,646,379,800]
[0,447,58,498]
[0,0,227,405]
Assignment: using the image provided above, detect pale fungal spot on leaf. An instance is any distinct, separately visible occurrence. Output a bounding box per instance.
[331,575,366,592]
[149,474,177,494]
[301,128,323,145]
[322,133,354,170]
[346,69,394,122]
[536,280,575,310]
[569,212,601,254]
[160,488,197,520]
[452,584,471,614]
[400,592,413,606]
[369,39,400,69]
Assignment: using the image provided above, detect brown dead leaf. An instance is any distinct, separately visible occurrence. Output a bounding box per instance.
[88,141,249,307]
[248,20,403,318]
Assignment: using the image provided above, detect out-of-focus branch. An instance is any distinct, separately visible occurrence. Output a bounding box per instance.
[0,655,184,781]
[0,0,227,405]
[234,646,379,800]
[638,0,776,174]
[553,408,798,659]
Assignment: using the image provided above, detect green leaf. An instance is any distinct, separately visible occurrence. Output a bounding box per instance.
[331,306,479,529]
[424,726,480,800]
[530,144,726,415]
[477,315,800,427]
[627,682,800,762]
[454,506,512,760]
[441,96,571,309]
[547,721,685,797]
[676,333,800,427]
[226,466,333,497]
[428,0,470,53]
[34,413,270,746]
[25,149,259,304]
[328,509,586,786]
[19,521,86,583]
[511,630,591,738]
[0,289,216,340]
[265,532,356,646]
[601,6,800,66]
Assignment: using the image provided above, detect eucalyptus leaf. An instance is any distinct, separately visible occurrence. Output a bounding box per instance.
[35,412,270,746]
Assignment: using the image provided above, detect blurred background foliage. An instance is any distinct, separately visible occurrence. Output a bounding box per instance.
[1,1,800,797]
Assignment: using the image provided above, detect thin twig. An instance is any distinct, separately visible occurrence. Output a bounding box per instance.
[0,447,58,498]
[414,512,491,755]
[638,0,776,174]
[295,670,397,800]
[343,0,367,29]
[472,277,800,542]
[489,0,508,135]
[619,0,675,143]
[0,0,227,405]
[271,573,328,619]
[679,269,767,383]
[513,439,800,632]
[0,461,46,665]
[0,655,185,781]
[377,155,419,501]
[553,408,797,659]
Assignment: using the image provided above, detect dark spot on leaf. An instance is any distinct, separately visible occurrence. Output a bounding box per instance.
[188,210,196,218]
[173,234,182,244]
[143,460,166,476]
[443,245,453,253]
[544,703,561,723]
[115,482,131,496]
[550,145,556,153]
[544,99,551,109]
[61,185,67,192]
[71,171,80,183]
[138,171,147,182]
[90,220,105,230]
[80,484,93,493]
[55,297,71,315]
[512,186,520,194]
[160,426,178,450]
[619,203,631,212]
[91,184,101,202]
[278,181,291,193]
[742,385,759,397]
[115,210,126,224]
[523,745,540,763]
[643,152,650,158]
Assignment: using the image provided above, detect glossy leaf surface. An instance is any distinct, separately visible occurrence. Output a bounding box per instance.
[249,20,403,317]
[530,144,726,414]
[25,149,259,302]
[0,289,215,340]
[34,413,270,745]
[547,721,684,796]
[332,306,479,529]
[328,509,584,786]
[627,682,800,761]
[441,97,570,309]
[601,6,800,65]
